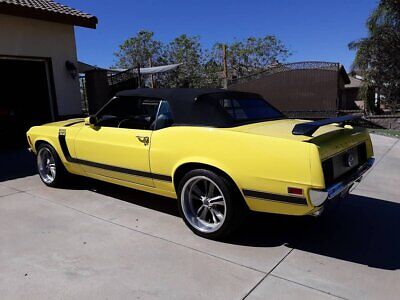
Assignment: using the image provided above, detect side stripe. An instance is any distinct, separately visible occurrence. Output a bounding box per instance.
[243,189,308,205]
[64,120,84,127]
[59,133,73,161]
[58,131,172,182]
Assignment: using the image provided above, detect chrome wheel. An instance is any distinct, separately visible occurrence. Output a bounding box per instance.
[37,147,56,184]
[181,176,227,233]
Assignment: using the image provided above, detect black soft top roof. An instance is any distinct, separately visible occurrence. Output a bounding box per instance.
[115,88,264,127]
[117,88,227,100]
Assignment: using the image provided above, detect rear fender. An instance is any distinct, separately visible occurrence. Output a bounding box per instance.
[172,157,241,191]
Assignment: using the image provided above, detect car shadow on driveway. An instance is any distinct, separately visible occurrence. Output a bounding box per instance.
[72,178,181,217]
[72,179,400,271]
[228,193,400,271]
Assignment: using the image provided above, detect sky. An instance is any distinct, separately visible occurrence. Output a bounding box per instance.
[62,0,378,71]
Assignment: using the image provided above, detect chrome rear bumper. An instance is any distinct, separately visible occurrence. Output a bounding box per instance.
[326,158,374,199]
[309,158,375,207]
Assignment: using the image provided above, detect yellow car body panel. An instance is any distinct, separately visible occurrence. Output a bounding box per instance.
[27,117,374,216]
[74,126,154,187]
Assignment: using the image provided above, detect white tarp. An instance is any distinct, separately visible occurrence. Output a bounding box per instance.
[79,61,182,75]
[137,63,182,74]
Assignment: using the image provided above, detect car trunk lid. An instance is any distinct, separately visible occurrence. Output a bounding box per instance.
[228,119,369,160]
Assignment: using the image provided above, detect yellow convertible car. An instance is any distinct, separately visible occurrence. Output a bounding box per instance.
[27,89,374,239]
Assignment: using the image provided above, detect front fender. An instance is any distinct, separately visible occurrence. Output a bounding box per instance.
[28,127,60,154]
[27,126,83,175]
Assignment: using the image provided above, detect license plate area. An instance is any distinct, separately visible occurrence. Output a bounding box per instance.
[322,142,367,186]
[332,147,359,178]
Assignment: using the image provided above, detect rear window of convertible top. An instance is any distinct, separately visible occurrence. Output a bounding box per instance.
[218,97,284,123]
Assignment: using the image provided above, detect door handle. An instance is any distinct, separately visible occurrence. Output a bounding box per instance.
[136,136,150,146]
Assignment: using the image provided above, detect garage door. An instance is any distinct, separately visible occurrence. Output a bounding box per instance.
[0,57,55,148]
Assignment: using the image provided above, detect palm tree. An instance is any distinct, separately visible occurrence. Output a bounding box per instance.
[348,0,400,114]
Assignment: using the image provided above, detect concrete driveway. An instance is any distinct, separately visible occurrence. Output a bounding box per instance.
[0,134,399,299]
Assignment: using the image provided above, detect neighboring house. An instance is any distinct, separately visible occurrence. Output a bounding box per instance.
[228,61,353,119]
[344,74,389,112]
[0,0,97,140]
[344,74,365,110]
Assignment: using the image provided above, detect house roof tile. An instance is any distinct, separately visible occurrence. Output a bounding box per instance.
[0,0,97,28]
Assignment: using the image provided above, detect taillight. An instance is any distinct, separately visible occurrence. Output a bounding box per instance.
[288,187,303,196]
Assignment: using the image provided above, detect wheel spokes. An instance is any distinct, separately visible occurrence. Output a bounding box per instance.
[49,166,56,178]
[196,205,205,216]
[211,208,224,222]
[209,195,223,203]
[207,182,215,198]
[210,208,218,223]
[192,185,203,198]
[182,176,227,233]
[203,180,208,195]
[199,206,208,220]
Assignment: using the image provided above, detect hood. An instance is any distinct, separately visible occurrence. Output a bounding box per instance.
[227,119,344,142]
[42,118,85,128]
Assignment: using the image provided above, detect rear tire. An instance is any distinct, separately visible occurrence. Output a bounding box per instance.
[177,169,245,240]
[36,143,69,187]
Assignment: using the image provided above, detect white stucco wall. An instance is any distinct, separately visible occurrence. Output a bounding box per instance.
[0,13,82,116]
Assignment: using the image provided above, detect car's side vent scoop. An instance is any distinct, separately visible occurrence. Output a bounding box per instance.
[292,115,361,136]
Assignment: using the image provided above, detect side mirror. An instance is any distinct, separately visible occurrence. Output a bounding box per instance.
[84,115,98,126]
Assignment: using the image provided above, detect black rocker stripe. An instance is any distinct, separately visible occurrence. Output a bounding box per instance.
[243,189,308,205]
[58,133,172,182]
[151,173,173,182]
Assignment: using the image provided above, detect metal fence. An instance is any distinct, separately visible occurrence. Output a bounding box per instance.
[228,61,340,86]
[229,61,346,118]
[107,69,138,96]
[79,75,89,115]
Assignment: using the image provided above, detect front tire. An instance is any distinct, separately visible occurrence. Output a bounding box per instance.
[36,143,69,187]
[177,169,244,240]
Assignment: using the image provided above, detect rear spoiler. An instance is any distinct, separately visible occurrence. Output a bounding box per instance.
[292,115,361,136]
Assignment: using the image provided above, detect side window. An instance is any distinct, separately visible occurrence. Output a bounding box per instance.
[153,100,174,130]
[96,97,160,130]
[220,99,247,120]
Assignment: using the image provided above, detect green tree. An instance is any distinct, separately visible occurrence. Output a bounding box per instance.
[202,50,224,88]
[213,36,290,79]
[162,34,204,88]
[349,0,400,113]
[113,30,165,69]
[113,31,290,88]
